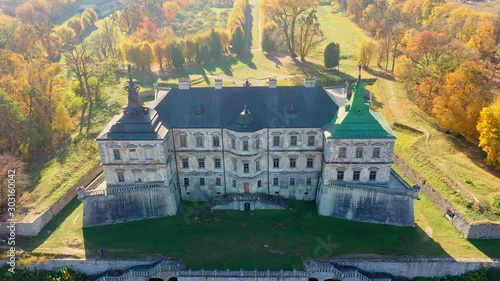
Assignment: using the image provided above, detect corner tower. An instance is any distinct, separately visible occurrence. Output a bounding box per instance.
[79,67,180,227]
[316,68,419,226]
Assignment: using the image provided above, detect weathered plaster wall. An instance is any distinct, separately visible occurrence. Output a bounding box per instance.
[317,184,415,227]
[82,185,179,227]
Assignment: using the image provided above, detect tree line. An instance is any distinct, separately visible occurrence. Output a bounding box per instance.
[336,0,500,168]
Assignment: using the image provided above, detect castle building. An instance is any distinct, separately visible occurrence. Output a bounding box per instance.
[78,70,419,227]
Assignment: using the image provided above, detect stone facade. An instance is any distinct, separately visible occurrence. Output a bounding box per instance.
[80,75,419,227]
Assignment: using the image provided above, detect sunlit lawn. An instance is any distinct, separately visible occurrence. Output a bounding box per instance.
[15,193,499,270]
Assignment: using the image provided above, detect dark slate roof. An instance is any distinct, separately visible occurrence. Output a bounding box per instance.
[153,85,339,131]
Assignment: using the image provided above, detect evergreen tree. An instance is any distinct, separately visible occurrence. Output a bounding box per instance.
[231,26,245,55]
[210,29,222,60]
[324,42,340,69]
[262,31,273,53]
[200,45,210,64]
[171,44,184,68]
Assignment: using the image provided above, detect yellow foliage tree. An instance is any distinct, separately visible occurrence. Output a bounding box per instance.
[432,61,492,142]
[477,99,500,168]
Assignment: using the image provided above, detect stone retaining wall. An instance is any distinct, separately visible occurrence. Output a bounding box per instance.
[393,154,500,239]
[331,258,500,279]
[0,163,103,237]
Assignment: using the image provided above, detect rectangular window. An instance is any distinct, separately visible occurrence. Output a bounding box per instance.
[232,159,237,171]
[214,158,221,169]
[306,158,313,168]
[273,158,280,168]
[353,170,361,181]
[129,149,137,159]
[231,138,236,149]
[290,135,297,146]
[117,171,125,182]
[196,136,203,147]
[273,177,279,186]
[255,139,260,149]
[257,180,262,188]
[308,136,315,146]
[198,158,205,168]
[242,140,249,151]
[144,148,154,159]
[337,170,344,181]
[243,163,249,173]
[339,147,347,158]
[113,149,121,160]
[255,160,260,171]
[213,136,220,147]
[355,147,364,158]
[289,177,295,186]
[289,158,296,168]
[373,147,381,158]
[369,170,377,181]
[273,136,280,146]
[232,179,236,188]
[180,135,187,147]
[306,177,312,185]
[216,177,221,186]
[182,158,189,168]
[200,177,205,186]
[184,177,190,186]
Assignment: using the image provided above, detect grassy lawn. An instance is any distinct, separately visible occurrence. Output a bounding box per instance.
[14,195,500,270]
[372,79,500,222]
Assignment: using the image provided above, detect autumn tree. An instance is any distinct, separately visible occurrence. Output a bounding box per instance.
[358,40,378,67]
[295,9,323,62]
[324,42,340,69]
[113,0,142,34]
[81,8,98,29]
[231,26,245,55]
[67,16,84,37]
[89,19,120,61]
[55,26,76,51]
[0,91,26,157]
[477,99,500,168]
[63,42,97,134]
[132,18,159,43]
[227,0,248,41]
[432,62,492,142]
[261,0,317,58]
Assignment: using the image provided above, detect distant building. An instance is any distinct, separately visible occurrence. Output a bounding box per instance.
[78,69,419,227]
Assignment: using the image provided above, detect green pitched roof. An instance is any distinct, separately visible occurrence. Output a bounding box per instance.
[325,73,396,139]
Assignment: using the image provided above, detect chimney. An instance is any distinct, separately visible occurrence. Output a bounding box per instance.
[268,78,277,88]
[178,78,190,90]
[304,77,316,88]
[214,78,223,89]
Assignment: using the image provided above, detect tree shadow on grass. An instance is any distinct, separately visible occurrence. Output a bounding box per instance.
[238,52,257,70]
[264,53,283,68]
[294,59,356,86]
[17,199,85,258]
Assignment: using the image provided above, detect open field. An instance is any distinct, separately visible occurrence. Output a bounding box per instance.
[14,192,500,270]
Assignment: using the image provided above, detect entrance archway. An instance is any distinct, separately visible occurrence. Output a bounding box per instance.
[244,202,251,211]
[308,278,319,281]
[167,278,178,281]
[148,278,164,281]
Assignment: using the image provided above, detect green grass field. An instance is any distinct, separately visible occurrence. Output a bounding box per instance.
[15,192,499,270]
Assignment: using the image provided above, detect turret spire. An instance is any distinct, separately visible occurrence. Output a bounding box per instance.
[123,65,143,116]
